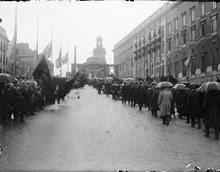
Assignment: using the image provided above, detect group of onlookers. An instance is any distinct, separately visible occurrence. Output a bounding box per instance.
[0,79,49,124]
[93,79,220,140]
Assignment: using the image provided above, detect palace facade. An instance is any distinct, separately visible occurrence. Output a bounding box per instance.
[113,1,220,83]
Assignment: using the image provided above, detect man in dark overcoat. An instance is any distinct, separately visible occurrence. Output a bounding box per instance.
[121,82,128,104]
[175,89,186,119]
[11,83,26,122]
[202,90,219,140]
[127,82,133,105]
[183,88,191,123]
[136,81,145,110]
[131,83,138,107]
[0,84,11,123]
[186,87,202,129]
[146,87,154,111]
[150,88,160,117]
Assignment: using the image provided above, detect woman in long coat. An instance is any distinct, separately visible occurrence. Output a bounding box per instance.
[158,87,173,125]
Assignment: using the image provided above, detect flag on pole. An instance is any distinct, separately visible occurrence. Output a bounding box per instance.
[32,55,55,104]
[34,12,39,66]
[42,41,52,59]
[6,5,17,62]
[184,49,191,66]
[55,47,62,68]
[62,53,68,65]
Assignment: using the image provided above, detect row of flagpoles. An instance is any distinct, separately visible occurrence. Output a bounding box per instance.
[5,5,72,77]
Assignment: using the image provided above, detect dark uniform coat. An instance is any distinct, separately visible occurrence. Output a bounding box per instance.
[202,91,218,128]
[136,85,145,104]
[150,88,160,112]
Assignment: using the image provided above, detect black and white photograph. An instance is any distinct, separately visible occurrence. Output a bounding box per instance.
[0,1,220,171]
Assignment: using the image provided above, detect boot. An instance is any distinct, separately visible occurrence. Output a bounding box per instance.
[162,116,166,124]
[204,127,210,138]
[166,114,170,126]
[214,127,219,140]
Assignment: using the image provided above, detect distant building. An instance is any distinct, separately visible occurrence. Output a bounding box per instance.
[72,36,112,78]
[16,43,34,77]
[0,25,10,73]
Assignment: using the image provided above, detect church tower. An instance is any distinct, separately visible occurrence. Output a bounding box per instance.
[93,36,106,64]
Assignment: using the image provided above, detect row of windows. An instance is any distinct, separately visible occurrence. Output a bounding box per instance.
[167,2,218,35]
[0,42,8,52]
[0,54,8,65]
[166,15,217,52]
[119,58,134,72]
[168,50,218,77]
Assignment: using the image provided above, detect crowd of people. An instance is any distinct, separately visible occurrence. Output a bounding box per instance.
[0,74,86,125]
[91,79,220,140]
[0,78,48,124]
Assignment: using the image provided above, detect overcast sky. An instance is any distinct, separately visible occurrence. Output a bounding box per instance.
[0,1,167,76]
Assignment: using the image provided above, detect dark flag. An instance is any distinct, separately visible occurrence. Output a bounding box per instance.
[168,74,178,85]
[32,55,55,104]
[159,75,167,82]
[144,76,153,82]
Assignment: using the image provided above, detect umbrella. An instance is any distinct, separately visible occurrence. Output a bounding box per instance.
[104,77,114,81]
[156,81,173,88]
[197,81,220,92]
[0,73,17,84]
[123,78,135,83]
[173,84,186,90]
[26,80,37,87]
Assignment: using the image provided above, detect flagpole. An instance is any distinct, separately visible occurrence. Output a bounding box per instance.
[34,12,39,70]
[67,41,69,73]
[60,36,62,77]
[13,4,17,77]
[51,25,53,64]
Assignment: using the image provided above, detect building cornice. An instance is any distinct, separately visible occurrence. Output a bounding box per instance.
[114,2,179,50]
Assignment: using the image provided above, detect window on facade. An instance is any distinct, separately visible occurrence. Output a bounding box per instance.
[151,63,154,76]
[174,17,178,31]
[175,61,179,78]
[191,6,195,22]
[191,26,195,41]
[0,42,2,50]
[182,59,187,77]
[212,2,217,10]
[167,38,171,51]
[182,12,186,26]
[200,2,205,16]
[167,22,171,35]
[182,30,187,44]
[161,41,164,54]
[174,34,178,48]
[0,54,2,63]
[201,53,206,73]
[161,26,164,39]
[161,65,165,76]
[211,15,217,33]
[167,63,171,75]
[200,21,206,37]
[212,51,218,70]
[191,56,196,74]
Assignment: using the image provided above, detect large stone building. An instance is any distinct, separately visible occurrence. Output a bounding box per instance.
[113,1,220,83]
[0,25,10,73]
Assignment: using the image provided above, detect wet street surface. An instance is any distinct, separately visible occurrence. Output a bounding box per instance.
[0,85,220,171]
